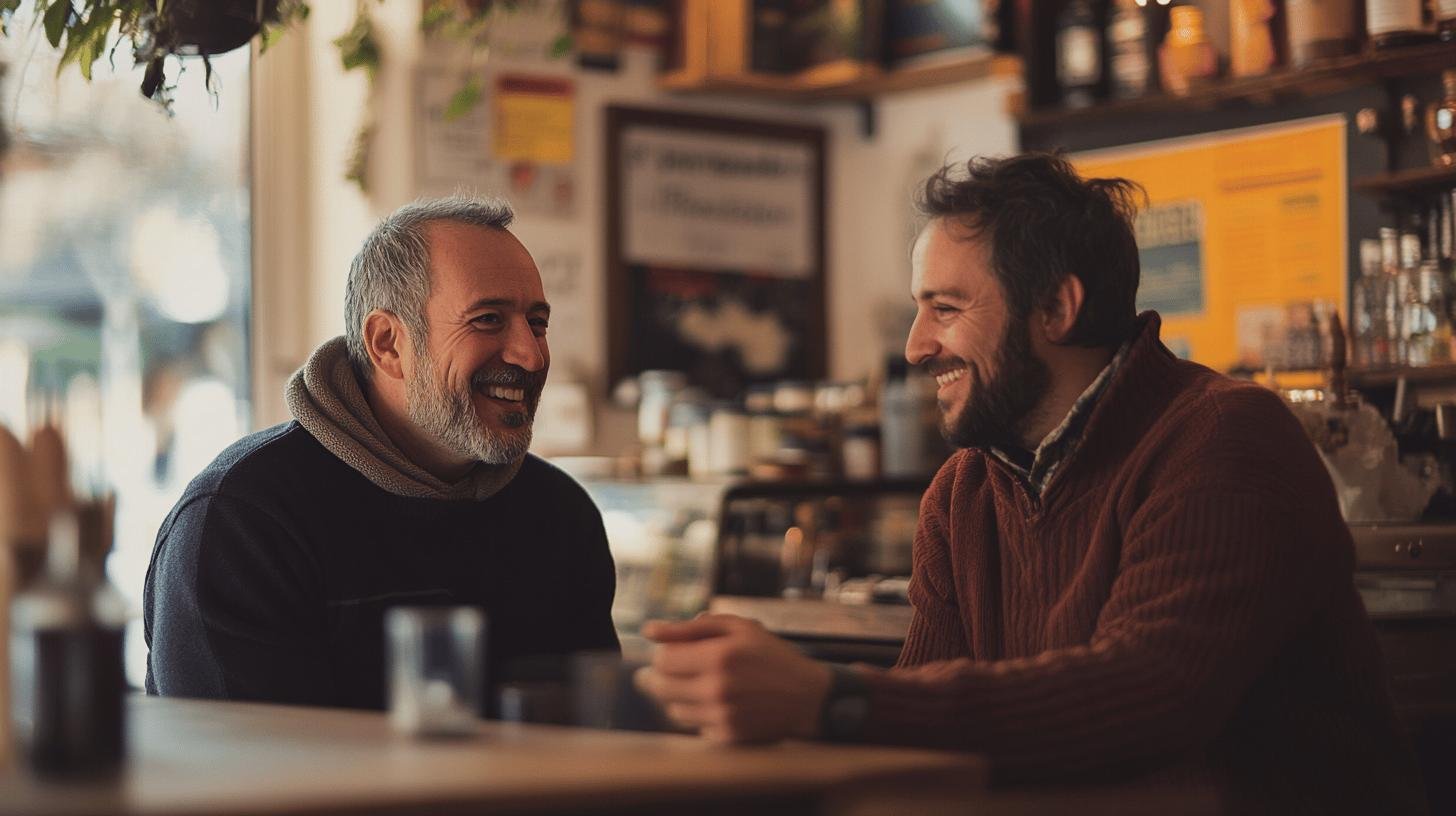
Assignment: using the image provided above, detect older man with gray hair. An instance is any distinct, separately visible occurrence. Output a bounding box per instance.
[144,197,618,711]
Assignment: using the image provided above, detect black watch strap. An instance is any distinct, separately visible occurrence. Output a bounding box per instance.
[818,663,870,742]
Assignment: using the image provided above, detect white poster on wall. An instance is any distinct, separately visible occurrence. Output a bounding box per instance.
[620,127,816,277]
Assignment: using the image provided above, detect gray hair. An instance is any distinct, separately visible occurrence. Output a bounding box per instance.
[344,196,515,381]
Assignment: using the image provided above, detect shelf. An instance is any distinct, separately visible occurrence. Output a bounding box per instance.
[658,53,1021,102]
[1018,42,1456,131]
[1348,364,1456,387]
[1353,164,1456,196]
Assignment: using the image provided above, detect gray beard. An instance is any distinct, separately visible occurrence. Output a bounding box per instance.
[406,354,533,466]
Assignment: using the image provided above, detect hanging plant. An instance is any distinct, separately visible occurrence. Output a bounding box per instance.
[335,0,572,193]
[0,0,310,109]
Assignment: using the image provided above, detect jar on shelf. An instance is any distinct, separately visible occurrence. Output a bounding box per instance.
[708,403,750,477]
[1160,5,1219,96]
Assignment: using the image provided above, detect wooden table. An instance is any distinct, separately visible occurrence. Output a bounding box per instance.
[0,696,987,815]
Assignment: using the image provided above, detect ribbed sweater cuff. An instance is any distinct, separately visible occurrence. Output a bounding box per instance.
[856,668,965,749]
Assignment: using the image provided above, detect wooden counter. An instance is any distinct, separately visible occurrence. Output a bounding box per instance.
[0,695,987,816]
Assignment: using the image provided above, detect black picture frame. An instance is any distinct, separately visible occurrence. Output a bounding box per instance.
[604,105,828,397]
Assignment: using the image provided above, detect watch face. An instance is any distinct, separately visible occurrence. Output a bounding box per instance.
[827,695,869,739]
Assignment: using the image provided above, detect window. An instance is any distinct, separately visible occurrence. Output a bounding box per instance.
[0,11,252,686]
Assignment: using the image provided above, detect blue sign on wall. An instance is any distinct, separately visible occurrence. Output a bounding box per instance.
[1134,200,1205,317]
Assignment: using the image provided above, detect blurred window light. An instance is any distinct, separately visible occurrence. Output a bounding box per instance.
[1,3,252,689]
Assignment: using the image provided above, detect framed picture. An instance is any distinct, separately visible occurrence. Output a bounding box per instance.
[605,106,827,397]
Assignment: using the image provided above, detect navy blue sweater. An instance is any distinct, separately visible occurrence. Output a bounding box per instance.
[143,421,618,711]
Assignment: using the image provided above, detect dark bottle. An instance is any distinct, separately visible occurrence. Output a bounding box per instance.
[1109,0,1152,98]
[1057,0,1105,108]
[1286,0,1360,66]
[10,512,127,778]
[1366,0,1434,48]
[1440,0,1456,41]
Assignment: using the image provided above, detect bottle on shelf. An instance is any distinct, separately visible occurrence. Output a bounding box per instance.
[1355,238,1388,366]
[1056,0,1105,108]
[1416,257,1453,363]
[1160,5,1219,95]
[1285,0,1361,66]
[1439,0,1456,41]
[1109,0,1153,98]
[1365,0,1434,49]
[1427,70,1456,168]
[1399,230,1427,364]
[1380,227,1407,365]
[1230,0,1283,77]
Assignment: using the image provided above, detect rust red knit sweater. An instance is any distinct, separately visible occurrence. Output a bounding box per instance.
[861,314,1425,812]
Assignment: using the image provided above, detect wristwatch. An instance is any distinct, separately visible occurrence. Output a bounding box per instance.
[818,663,870,742]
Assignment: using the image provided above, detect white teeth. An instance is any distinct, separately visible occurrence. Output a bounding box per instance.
[486,386,525,401]
[935,368,967,388]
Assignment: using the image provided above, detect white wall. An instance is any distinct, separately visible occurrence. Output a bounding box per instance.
[250,3,1017,442]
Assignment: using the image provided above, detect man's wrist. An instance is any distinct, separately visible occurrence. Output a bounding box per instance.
[817,663,870,742]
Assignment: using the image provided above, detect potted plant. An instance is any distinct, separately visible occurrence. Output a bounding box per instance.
[0,0,310,106]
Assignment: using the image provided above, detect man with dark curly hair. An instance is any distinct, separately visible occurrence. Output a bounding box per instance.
[635,153,1425,813]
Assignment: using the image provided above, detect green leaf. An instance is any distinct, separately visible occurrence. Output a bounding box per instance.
[43,0,71,48]
[57,2,111,80]
[333,9,381,76]
[0,0,24,36]
[83,6,115,79]
[443,77,482,121]
[549,32,571,59]
[420,0,451,33]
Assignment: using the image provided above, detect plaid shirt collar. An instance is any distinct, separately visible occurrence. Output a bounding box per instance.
[990,338,1131,498]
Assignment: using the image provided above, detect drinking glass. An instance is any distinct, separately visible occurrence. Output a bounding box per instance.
[386,606,484,737]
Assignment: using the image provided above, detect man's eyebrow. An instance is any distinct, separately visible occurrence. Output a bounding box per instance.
[916,287,971,302]
[461,298,552,315]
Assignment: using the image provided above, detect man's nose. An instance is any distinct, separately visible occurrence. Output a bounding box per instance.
[904,310,938,366]
[501,320,547,372]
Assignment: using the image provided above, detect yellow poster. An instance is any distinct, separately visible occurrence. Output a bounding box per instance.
[494,74,575,165]
[1075,117,1346,373]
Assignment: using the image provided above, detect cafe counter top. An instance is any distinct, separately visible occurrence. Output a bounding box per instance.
[0,695,987,816]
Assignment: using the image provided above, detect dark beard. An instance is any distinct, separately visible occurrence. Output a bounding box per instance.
[944,313,1050,450]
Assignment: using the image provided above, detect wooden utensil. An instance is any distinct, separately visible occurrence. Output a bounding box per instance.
[27,420,72,535]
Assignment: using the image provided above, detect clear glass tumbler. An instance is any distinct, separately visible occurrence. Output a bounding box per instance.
[386,606,484,738]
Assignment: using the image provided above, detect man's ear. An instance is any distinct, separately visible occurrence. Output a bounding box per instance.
[1038,274,1087,345]
[363,309,408,381]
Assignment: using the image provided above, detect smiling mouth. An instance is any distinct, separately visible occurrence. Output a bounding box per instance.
[479,385,526,404]
[934,368,968,389]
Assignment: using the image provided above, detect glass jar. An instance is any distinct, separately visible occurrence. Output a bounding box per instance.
[636,370,686,449]
[708,404,750,477]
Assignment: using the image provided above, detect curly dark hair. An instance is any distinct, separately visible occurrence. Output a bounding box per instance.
[918,152,1146,350]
